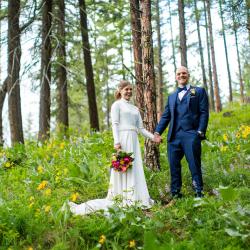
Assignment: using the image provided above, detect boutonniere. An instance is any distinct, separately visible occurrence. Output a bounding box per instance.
[190,88,196,96]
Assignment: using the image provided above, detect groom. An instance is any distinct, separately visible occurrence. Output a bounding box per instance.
[154,66,209,198]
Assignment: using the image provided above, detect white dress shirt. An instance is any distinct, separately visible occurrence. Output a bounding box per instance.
[178,84,190,101]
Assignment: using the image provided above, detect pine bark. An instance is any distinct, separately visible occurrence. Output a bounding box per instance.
[219,0,233,102]
[206,0,222,112]
[204,0,215,111]
[232,6,244,103]
[178,0,187,67]
[156,0,164,122]
[246,0,250,45]
[56,0,69,134]
[38,0,52,141]
[8,0,24,145]
[194,0,208,92]
[140,0,160,170]
[79,0,99,131]
[130,0,144,117]
[0,78,8,146]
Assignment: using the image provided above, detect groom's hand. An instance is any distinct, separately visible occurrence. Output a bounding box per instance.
[153,133,162,144]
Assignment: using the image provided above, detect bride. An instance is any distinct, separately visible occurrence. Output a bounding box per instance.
[69,80,157,215]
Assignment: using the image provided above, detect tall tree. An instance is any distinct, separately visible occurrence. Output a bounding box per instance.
[178,0,187,67]
[155,0,164,121]
[79,0,99,131]
[246,0,250,44]
[8,0,24,145]
[130,0,144,117]
[206,0,222,112]
[39,0,53,141]
[140,0,160,170]
[193,0,208,92]
[0,78,8,146]
[56,0,69,134]
[203,0,215,111]
[167,0,177,85]
[232,3,244,103]
[219,0,233,102]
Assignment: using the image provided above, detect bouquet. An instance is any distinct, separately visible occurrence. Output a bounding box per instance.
[111,150,134,172]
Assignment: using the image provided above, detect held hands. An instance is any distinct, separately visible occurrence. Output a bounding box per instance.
[153,133,162,144]
[114,143,122,151]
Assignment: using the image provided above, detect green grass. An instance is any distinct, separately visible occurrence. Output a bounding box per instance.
[0,104,249,249]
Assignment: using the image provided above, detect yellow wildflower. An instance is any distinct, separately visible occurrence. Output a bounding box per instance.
[44,188,52,196]
[99,235,106,245]
[70,192,80,202]
[129,240,136,248]
[235,132,240,139]
[27,247,33,250]
[60,142,65,149]
[37,165,44,173]
[220,146,228,152]
[37,180,48,190]
[5,162,12,168]
[223,134,228,141]
[44,205,51,213]
[112,155,117,161]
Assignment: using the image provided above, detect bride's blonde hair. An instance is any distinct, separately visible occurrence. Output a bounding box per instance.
[114,80,131,100]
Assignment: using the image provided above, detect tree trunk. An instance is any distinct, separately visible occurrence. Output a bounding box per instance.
[0,78,8,146]
[140,0,160,170]
[156,0,164,122]
[203,0,214,111]
[206,0,222,112]
[219,0,233,102]
[246,0,250,45]
[167,0,177,85]
[8,0,24,145]
[130,0,144,117]
[232,6,244,103]
[56,0,69,135]
[194,0,208,92]
[79,0,99,131]
[178,0,187,67]
[38,0,52,141]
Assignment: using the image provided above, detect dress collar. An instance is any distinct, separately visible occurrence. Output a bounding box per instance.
[121,98,130,103]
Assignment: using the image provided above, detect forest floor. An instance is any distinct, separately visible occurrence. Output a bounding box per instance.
[0,103,249,250]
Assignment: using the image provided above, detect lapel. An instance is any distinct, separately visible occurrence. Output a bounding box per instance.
[186,86,191,107]
[170,91,178,112]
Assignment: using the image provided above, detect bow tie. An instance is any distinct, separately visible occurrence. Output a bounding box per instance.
[177,86,187,92]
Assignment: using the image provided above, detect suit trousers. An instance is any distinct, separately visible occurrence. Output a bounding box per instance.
[167,129,203,194]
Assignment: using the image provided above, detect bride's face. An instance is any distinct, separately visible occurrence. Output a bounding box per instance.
[121,85,133,100]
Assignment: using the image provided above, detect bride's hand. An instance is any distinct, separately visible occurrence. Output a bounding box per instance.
[114,143,121,151]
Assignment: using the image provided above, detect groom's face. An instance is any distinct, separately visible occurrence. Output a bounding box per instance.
[176,67,189,86]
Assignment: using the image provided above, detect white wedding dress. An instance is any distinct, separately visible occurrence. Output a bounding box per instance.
[69,98,154,215]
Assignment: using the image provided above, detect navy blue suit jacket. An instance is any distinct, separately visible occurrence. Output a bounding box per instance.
[155,86,209,142]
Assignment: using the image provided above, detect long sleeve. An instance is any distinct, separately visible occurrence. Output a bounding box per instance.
[198,88,209,133]
[155,97,171,135]
[111,102,120,145]
[137,111,154,140]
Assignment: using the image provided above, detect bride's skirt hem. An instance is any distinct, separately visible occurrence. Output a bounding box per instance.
[68,197,154,216]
